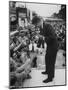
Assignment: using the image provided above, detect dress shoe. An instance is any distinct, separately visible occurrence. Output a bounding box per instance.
[41,71,48,75]
[43,78,53,83]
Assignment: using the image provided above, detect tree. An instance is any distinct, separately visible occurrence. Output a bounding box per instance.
[52,5,66,21]
[58,5,66,21]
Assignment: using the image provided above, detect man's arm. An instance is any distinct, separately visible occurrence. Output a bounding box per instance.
[14,43,22,51]
[15,59,31,73]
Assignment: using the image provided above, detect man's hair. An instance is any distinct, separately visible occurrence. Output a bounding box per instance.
[32,16,41,25]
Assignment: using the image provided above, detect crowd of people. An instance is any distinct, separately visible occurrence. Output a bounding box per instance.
[10,21,42,88]
[51,22,66,51]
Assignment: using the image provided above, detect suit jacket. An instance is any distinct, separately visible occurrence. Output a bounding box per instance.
[40,23,58,48]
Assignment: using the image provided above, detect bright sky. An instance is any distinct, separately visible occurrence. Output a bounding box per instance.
[16,2,61,17]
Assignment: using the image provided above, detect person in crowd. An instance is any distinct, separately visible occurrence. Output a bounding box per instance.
[10,57,27,87]
[10,33,32,86]
[10,50,31,86]
[32,16,58,83]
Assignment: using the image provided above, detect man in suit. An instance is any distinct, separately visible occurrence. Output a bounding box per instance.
[32,16,58,83]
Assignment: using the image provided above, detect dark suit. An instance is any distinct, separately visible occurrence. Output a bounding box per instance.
[40,23,58,79]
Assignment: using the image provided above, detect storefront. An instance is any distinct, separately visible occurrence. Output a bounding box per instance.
[16,7,30,28]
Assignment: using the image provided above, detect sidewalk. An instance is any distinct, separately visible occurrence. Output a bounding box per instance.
[22,49,66,87]
[23,68,66,87]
